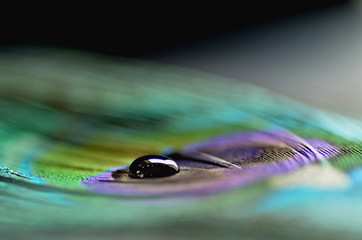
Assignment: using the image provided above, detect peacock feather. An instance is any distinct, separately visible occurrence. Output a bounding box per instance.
[0,48,361,240]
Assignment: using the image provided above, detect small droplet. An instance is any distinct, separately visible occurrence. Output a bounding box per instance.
[129,155,179,178]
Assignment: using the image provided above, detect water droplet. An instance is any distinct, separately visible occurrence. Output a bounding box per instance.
[128,155,179,178]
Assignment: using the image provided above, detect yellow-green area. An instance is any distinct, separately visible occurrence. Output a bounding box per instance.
[31,123,260,190]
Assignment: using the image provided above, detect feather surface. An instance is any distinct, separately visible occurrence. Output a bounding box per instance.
[0,48,361,240]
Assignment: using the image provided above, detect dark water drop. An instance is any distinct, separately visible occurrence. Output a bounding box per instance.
[128,155,179,178]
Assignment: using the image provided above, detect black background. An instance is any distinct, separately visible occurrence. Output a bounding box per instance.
[1,0,350,57]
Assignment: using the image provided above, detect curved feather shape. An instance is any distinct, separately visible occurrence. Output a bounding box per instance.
[0,48,361,239]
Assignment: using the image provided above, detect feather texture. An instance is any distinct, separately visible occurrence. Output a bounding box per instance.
[0,48,361,240]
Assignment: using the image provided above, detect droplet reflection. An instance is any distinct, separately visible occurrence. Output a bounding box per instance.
[128,155,179,178]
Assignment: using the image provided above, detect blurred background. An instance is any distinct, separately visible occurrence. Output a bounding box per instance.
[1,0,361,118]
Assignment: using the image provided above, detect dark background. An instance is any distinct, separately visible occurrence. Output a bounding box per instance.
[1,1,350,57]
[1,0,361,119]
